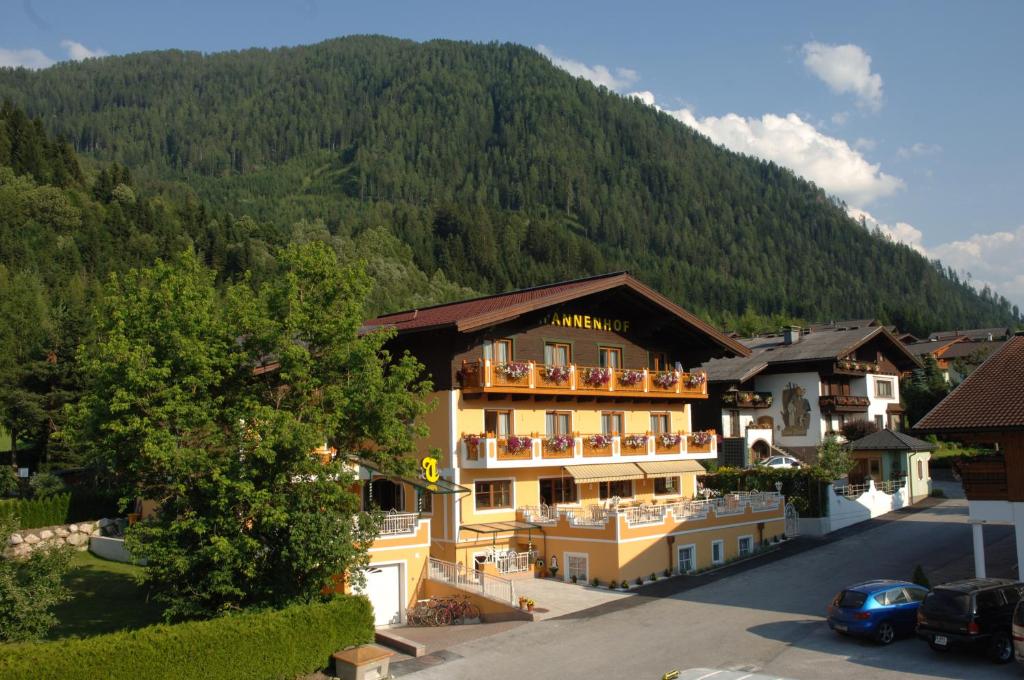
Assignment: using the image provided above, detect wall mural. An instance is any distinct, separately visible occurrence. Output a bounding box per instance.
[781,382,811,436]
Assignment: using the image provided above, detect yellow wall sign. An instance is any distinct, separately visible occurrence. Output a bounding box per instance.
[421,456,439,484]
[548,313,630,333]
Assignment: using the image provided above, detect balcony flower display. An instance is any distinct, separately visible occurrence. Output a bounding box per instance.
[540,364,571,385]
[587,433,613,449]
[617,369,645,387]
[752,393,772,407]
[689,430,714,447]
[684,372,707,389]
[546,434,574,452]
[580,366,612,387]
[463,433,482,447]
[622,434,649,449]
[504,435,533,454]
[651,371,679,389]
[496,361,531,381]
[658,433,682,448]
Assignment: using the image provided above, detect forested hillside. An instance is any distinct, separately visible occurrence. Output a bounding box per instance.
[0,35,1018,334]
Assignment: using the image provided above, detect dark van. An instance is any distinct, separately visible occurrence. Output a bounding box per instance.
[916,578,1023,663]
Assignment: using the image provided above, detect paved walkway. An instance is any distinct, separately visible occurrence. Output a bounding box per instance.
[512,574,635,620]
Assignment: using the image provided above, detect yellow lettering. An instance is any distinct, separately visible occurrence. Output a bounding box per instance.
[573,314,582,328]
[562,314,571,326]
[613,319,622,332]
[550,315,560,326]
[584,315,592,329]
[623,321,630,333]
[421,457,439,483]
[603,318,612,331]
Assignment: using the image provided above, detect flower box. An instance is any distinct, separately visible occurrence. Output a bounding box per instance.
[616,369,645,388]
[583,433,613,456]
[579,367,612,388]
[495,361,531,383]
[539,365,571,385]
[650,372,678,389]
[621,434,649,452]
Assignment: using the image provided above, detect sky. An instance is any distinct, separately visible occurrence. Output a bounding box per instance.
[3,0,1023,308]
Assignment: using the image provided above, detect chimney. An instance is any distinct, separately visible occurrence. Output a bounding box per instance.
[783,326,802,345]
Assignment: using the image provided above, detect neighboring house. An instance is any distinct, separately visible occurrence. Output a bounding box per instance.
[938,339,1006,381]
[362,272,787,587]
[914,334,1024,579]
[903,336,970,382]
[694,325,922,467]
[846,429,935,503]
[928,327,1012,342]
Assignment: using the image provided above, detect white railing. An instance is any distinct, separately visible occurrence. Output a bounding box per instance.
[835,479,905,497]
[427,557,515,605]
[378,511,420,535]
[519,505,559,525]
[622,504,667,525]
[494,551,532,574]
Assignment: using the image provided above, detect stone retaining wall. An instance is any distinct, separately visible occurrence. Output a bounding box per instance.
[5,517,125,558]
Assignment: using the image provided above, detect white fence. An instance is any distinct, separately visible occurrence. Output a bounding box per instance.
[428,557,516,605]
[378,512,420,535]
[800,478,909,535]
[518,493,783,529]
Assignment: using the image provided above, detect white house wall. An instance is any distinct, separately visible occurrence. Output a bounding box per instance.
[866,373,900,428]
[753,372,824,449]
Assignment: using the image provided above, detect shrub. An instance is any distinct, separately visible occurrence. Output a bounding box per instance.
[591,577,599,587]
[0,595,372,680]
[570,575,577,584]
[0,493,71,530]
[0,516,73,641]
[28,473,65,499]
[0,469,18,498]
[650,572,657,581]
[930,488,946,498]
[635,576,643,585]
[663,568,670,577]
[840,419,880,442]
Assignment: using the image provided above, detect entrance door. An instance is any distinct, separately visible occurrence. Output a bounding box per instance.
[356,564,403,626]
[565,552,588,583]
[868,459,882,482]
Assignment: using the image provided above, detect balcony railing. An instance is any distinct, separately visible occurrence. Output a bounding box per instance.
[461,431,716,466]
[721,391,774,409]
[818,395,870,413]
[377,511,420,535]
[458,359,708,399]
[834,359,882,374]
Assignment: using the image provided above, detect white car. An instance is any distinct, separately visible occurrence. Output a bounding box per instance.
[760,455,803,468]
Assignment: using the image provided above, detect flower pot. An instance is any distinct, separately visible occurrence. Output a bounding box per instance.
[527,604,534,612]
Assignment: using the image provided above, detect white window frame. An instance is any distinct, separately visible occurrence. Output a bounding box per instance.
[711,539,725,565]
[472,477,516,514]
[564,551,589,584]
[874,378,894,399]
[738,535,754,558]
[677,544,696,574]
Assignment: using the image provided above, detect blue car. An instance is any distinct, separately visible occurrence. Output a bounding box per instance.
[827,580,929,644]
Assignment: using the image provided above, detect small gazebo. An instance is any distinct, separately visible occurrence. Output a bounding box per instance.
[847,429,936,502]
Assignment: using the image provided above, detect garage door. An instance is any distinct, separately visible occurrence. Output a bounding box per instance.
[357,564,403,626]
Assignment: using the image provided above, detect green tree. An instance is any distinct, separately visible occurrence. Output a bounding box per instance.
[0,515,73,641]
[814,435,855,482]
[64,244,433,620]
[902,356,951,426]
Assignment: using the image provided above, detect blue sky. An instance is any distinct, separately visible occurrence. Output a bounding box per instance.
[4,0,1023,306]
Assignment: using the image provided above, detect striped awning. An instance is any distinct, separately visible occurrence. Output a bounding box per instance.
[635,460,706,478]
[563,463,646,482]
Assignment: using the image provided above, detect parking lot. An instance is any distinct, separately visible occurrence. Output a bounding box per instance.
[401,493,1021,679]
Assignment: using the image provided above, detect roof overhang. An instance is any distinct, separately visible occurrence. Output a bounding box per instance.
[353,457,471,495]
[459,520,544,534]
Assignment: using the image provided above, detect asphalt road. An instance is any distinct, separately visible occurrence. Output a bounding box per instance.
[403,495,1021,680]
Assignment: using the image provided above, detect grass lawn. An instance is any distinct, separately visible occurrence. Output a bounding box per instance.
[47,551,164,639]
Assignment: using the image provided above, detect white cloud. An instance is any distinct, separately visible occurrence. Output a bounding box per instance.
[802,42,883,112]
[628,90,656,106]
[60,40,107,61]
[831,111,849,126]
[897,142,942,159]
[854,137,876,151]
[0,47,54,69]
[848,208,925,254]
[536,45,638,91]
[670,108,904,205]
[929,226,1024,307]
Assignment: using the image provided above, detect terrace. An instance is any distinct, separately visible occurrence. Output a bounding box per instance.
[458,359,708,400]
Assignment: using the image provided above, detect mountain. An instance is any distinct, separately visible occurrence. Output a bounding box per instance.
[0,35,1018,334]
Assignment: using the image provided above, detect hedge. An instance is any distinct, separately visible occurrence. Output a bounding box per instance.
[0,595,374,680]
[0,493,71,529]
[699,467,829,517]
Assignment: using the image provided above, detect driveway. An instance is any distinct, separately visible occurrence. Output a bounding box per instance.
[400,497,1019,679]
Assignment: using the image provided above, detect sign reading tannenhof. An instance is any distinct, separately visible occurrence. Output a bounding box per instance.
[547,313,630,333]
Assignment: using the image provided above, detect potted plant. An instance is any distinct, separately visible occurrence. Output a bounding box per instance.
[622,433,648,450]
[550,565,559,579]
[505,435,533,455]
[579,366,612,387]
[684,372,707,389]
[496,361,531,381]
[525,598,535,612]
[518,595,527,609]
[652,371,678,389]
[540,364,571,385]
[618,369,645,387]
[570,574,578,584]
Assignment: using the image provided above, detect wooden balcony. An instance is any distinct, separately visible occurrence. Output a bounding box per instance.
[457,359,708,400]
[818,395,870,413]
[460,431,716,468]
[832,359,882,375]
[955,456,1009,501]
[721,391,774,409]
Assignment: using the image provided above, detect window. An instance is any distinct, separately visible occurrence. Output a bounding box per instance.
[493,338,512,363]
[907,587,927,603]
[1002,586,1022,607]
[598,346,622,369]
[650,413,670,434]
[544,342,572,366]
[649,352,668,371]
[565,553,588,583]
[875,379,894,398]
[917,460,924,480]
[485,410,512,437]
[876,588,910,606]
[475,480,512,510]
[874,415,884,429]
[546,411,571,436]
[539,478,577,505]
[599,480,633,500]
[677,545,695,574]
[738,536,753,557]
[601,411,624,435]
[654,476,680,495]
[711,540,724,565]
[976,590,1003,613]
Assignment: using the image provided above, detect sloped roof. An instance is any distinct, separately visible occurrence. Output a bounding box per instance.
[928,327,1012,342]
[703,326,921,383]
[805,319,880,333]
[363,272,749,356]
[940,340,1006,360]
[904,336,969,357]
[848,429,936,452]
[915,335,1024,433]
